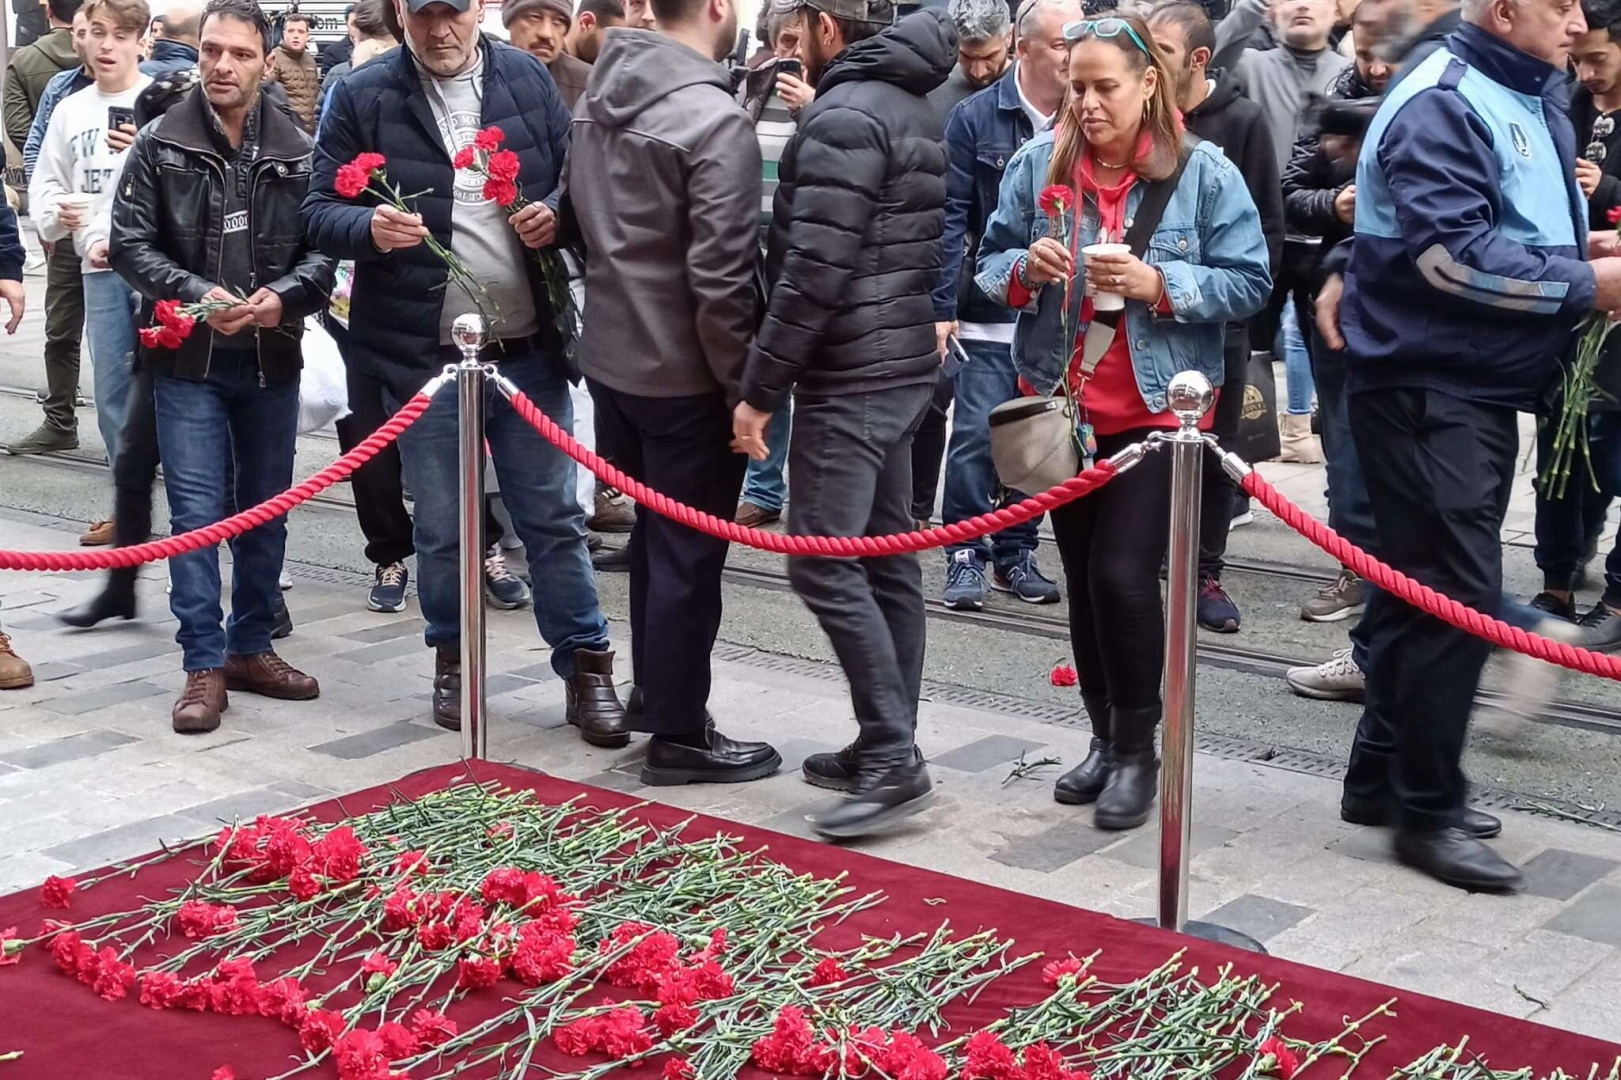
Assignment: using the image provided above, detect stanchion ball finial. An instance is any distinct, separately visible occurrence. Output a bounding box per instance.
[1166,371,1214,427]
[451,313,488,356]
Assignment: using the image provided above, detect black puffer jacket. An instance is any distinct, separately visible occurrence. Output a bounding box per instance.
[1281,62,1378,252]
[741,9,956,412]
[110,88,334,387]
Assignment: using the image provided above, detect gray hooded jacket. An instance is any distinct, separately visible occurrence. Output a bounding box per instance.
[564,29,762,401]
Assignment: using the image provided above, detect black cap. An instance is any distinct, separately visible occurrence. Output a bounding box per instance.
[405,0,471,13]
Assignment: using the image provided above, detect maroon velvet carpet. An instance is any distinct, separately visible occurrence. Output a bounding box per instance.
[0,760,1614,1079]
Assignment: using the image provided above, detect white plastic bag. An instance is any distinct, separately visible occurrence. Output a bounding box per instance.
[298,318,350,434]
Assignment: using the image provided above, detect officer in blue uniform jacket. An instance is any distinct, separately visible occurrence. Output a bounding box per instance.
[1337,0,1621,894]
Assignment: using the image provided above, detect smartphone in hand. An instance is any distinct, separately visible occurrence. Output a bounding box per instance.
[107,105,135,131]
[941,335,972,378]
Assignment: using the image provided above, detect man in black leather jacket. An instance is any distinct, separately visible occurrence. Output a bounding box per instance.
[734,0,956,840]
[109,0,333,736]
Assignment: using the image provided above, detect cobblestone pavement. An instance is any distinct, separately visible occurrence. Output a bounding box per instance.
[2,502,1621,1045]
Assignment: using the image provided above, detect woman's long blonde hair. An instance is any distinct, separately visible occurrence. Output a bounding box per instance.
[1046,12,1184,188]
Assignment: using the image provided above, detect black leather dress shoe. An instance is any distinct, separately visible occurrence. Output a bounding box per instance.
[1053,738,1113,806]
[433,648,460,731]
[1394,827,1523,892]
[1340,797,1501,839]
[565,648,630,748]
[640,725,781,786]
[58,587,137,629]
[810,759,935,840]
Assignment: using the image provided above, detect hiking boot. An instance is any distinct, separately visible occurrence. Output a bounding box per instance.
[433,648,460,731]
[588,488,637,533]
[0,633,34,690]
[1530,591,1578,623]
[484,547,531,610]
[1197,576,1241,633]
[564,648,630,748]
[943,549,987,611]
[991,551,1061,604]
[368,561,409,613]
[810,757,935,840]
[1285,647,1365,702]
[6,423,78,455]
[735,501,781,529]
[224,651,319,700]
[173,669,227,734]
[79,519,114,547]
[1300,568,1366,623]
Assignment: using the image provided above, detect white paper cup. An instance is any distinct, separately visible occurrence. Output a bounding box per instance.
[1083,242,1131,311]
[56,193,93,211]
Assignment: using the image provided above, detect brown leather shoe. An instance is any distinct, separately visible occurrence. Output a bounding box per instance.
[79,518,114,546]
[433,647,460,731]
[0,633,34,690]
[173,669,226,733]
[565,648,629,747]
[734,501,781,529]
[224,651,319,700]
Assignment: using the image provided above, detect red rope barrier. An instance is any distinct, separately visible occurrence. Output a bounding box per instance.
[0,390,439,573]
[501,385,1123,557]
[1241,469,1621,681]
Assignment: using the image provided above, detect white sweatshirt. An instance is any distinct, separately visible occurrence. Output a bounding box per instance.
[28,76,150,275]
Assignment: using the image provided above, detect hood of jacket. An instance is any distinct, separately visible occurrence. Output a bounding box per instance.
[32,27,78,69]
[578,29,731,126]
[1189,67,1244,118]
[817,8,956,99]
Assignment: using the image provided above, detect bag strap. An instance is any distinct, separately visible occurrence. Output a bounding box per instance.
[1091,135,1198,333]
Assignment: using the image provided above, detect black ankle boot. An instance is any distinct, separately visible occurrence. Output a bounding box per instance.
[1094,705,1159,830]
[58,571,138,629]
[432,648,460,731]
[1055,691,1111,805]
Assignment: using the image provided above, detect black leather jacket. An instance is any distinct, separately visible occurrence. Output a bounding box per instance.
[110,87,333,387]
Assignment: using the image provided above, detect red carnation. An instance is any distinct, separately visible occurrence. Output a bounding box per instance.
[452,146,476,170]
[1041,956,1085,986]
[409,1008,458,1048]
[751,1006,818,1074]
[964,1031,1020,1080]
[474,126,504,151]
[1038,184,1075,218]
[664,1057,696,1080]
[598,1006,654,1058]
[509,924,574,986]
[212,1069,235,1080]
[456,955,502,990]
[333,1028,389,1080]
[300,1009,348,1054]
[1049,663,1078,687]
[417,921,453,951]
[139,970,184,1009]
[1609,206,1621,225]
[1257,1036,1299,1079]
[483,179,519,208]
[393,851,431,878]
[288,865,322,902]
[704,928,728,957]
[255,976,309,1026]
[809,956,846,987]
[554,1015,601,1057]
[486,149,520,183]
[154,298,185,327]
[654,1003,699,1037]
[335,153,388,200]
[40,875,77,909]
[178,901,239,939]
[378,1021,421,1060]
[879,1031,948,1080]
[361,952,397,978]
[313,825,369,883]
[0,926,22,967]
[91,946,136,1001]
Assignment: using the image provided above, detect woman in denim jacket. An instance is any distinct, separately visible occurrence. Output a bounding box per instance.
[976,12,1269,830]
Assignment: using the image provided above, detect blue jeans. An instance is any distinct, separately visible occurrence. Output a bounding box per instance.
[741,395,792,512]
[1312,332,1378,670]
[83,270,138,471]
[942,337,1040,568]
[1535,411,1621,605]
[1278,296,1314,415]
[154,352,299,671]
[393,353,609,676]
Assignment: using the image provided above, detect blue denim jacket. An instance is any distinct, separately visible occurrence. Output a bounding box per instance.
[974,131,1272,411]
[934,66,1037,326]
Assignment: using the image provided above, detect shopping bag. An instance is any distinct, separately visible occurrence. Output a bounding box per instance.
[298,321,350,434]
[1233,349,1281,464]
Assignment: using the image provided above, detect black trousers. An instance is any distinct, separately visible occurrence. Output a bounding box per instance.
[787,383,933,769]
[330,324,415,567]
[1199,325,1249,579]
[1343,385,1518,832]
[1250,240,1318,358]
[1049,427,1174,746]
[910,370,954,522]
[587,380,744,736]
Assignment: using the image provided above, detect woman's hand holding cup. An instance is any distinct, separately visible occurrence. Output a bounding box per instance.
[1084,245,1161,308]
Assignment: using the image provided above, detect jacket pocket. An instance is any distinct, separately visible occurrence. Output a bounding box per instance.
[1146,227,1201,266]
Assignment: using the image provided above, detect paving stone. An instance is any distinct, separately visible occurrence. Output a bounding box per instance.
[486,673,544,697]
[503,662,558,682]
[930,734,1049,774]
[510,703,569,729]
[1327,827,1396,864]
[335,636,426,664]
[43,814,212,870]
[758,802,822,841]
[28,660,82,682]
[309,722,446,760]
[990,820,1124,872]
[0,851,77,893]
[770,739,839,777]
[582,768,646,794]
[1543,885,1621,947]
[1521,848,1621,902]
[61,638,179,669]
[288,598,373,626]
[269,779,334,801]
[1102,824,1241,870]
[179,787,312,827]
[1200,893,1314,944]
[0,729,139,769]
[40,679,171,715]
[338,620,423,645]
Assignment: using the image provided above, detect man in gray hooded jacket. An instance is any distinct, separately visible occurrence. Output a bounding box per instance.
[563,1,778,786]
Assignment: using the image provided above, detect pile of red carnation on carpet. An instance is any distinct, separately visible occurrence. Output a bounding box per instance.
[0,767,1615,1080]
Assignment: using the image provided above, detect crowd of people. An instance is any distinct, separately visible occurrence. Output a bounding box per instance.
[0,0,1611,877]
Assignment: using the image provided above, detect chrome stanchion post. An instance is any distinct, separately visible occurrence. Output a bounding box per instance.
[452,314,488,761]
[1145,371,1263,952]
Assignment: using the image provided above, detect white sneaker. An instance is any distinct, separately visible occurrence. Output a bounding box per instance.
[1286,647,1365,702]
[1476,619,1581,738]
[278,571,293,591]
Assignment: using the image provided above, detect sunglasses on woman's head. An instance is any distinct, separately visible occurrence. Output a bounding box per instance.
[1062,17,1152,58]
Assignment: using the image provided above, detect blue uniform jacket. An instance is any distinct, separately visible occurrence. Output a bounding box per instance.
[1343,23,1596,410]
